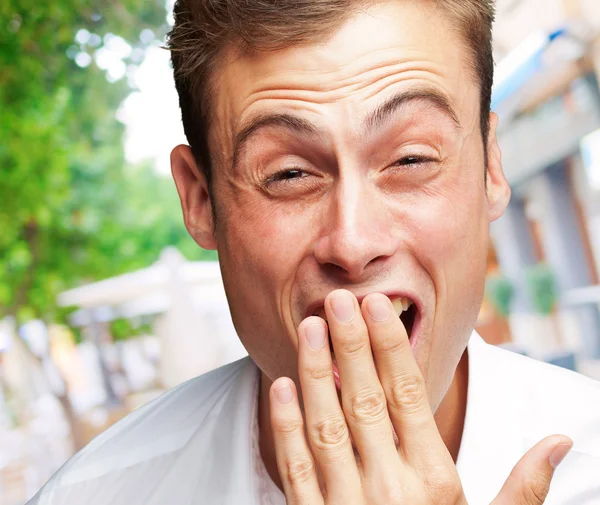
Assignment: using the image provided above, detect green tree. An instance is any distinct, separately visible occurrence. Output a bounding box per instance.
[1,1,215,323]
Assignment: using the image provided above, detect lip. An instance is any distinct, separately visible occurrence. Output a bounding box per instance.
[303,290,424,350]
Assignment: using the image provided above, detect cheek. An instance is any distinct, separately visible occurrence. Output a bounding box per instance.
[215,192,319,355]
[411,164,489,280]
[409,185,488,409]
[216,207,301,378]
[219,189,304,269]
[408,177,488,324]
[412,194,486,269]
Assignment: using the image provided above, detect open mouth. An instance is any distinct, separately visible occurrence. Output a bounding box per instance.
[312,296,418,391]
[392,297,417,339]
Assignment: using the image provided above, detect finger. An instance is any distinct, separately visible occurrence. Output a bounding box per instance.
[270,377,324,505]
[297,316,362,498]
[324,290,400,474]
[363,293,447,467]
[492,435,573,505]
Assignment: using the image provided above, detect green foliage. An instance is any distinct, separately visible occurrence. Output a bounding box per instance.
[1,1,215,323]
[110,318,153,341]
[485,274,514,318]
[525,263,558,315]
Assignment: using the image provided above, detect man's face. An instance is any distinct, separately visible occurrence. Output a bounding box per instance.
[175,1,509,412]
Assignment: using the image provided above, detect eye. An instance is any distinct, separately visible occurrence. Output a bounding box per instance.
[260,166,323,198]
[393,155,433,167]
[265,168,309,184]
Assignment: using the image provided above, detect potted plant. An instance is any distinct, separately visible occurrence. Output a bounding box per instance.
[485,274,514,320]
[484,273,521,348]
[525,263,576,371]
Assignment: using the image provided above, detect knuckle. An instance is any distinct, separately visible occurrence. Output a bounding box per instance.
[377,328,409,353]
[374,480,404,505]
[521,470,551,505]
[425,469,463,503]
[306,363,333,382]
[337,328,369,357]
[310,415,350,451]
[285,456,316,487]
[389,374,427,413]
[347,389,387,424]
[272,417,304,437]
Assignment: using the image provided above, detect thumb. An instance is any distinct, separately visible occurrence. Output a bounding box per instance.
[491,435,573,505]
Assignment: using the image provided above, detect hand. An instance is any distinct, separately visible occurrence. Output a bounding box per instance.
[269,290,572,505]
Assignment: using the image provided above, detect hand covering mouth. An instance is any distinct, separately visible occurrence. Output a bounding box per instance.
[312,296,416,339]
[312,296,417,391]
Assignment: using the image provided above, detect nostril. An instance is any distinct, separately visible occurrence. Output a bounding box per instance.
[321,262,351,279]
[366,254,389,269]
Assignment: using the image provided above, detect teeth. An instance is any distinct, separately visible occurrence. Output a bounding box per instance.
[313,297,413,320]
[392,297,413,316]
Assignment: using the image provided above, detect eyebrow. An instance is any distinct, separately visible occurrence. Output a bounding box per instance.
[232,88,461,168]
[232,113,325,169]
[364,89,461,134]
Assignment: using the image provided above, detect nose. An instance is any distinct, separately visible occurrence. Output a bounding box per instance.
[313,174,397,281]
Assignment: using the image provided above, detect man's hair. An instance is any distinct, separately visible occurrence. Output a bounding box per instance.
[167,0,495,189]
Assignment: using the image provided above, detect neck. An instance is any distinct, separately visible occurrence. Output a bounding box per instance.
[258,347,469,490]
[435,348,469,461]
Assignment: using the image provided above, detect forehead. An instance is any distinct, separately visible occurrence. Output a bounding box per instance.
[211,1,480,154]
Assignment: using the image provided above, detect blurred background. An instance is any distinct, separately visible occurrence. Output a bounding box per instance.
[2,0,600,503]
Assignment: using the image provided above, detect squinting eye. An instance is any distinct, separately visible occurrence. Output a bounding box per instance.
[395,155,430,166]
[266,168,308,184]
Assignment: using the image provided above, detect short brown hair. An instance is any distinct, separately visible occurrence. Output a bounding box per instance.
[167,0,495,188]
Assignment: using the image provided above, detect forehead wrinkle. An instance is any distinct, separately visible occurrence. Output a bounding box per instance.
[229,66,454,146]
[215,36,475,172]
[227,73,470,173]
[239,58,451,103]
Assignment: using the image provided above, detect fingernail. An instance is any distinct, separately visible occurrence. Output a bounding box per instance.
[274,385,293,404]
[367,295,391,322]
[331,291,355,323]
[549,441,573,469]
[305,324,326,350]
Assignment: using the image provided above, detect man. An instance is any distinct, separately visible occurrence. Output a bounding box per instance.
[28,1,600,504]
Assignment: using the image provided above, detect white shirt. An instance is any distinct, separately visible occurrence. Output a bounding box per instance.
[27,333,600,505]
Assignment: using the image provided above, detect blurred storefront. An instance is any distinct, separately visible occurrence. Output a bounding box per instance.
[0,319,74,504]
[479,0,600,362]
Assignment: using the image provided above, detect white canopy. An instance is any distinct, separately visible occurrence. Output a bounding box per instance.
[57,248,246,389]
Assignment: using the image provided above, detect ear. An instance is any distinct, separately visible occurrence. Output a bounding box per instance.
[486,112,511,222]
[171,144,217,250]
